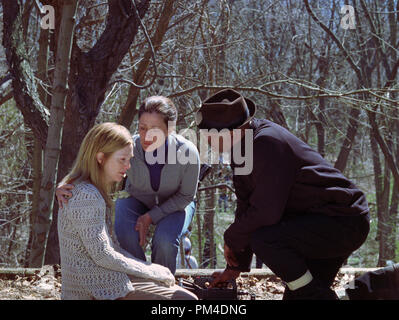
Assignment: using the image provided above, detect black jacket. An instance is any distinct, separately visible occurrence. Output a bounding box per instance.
[224,119,369,271]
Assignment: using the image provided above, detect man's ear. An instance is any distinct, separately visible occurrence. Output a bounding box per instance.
[96,152,105,165]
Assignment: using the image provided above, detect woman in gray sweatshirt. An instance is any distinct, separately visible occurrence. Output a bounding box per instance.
[114,96,200,274]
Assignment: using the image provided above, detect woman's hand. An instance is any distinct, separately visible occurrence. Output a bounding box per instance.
[150,263,175,287]
[55,184,75,209]
[135,213,153,247]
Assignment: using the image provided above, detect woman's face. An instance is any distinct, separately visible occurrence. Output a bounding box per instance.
[99,144,133,185]
[138,112,169,152]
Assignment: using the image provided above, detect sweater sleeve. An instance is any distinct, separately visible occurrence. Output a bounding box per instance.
[148,142,200,224]
[224,136,297,252]
[67,188,174,285]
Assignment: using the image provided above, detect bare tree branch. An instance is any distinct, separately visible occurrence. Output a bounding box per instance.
[303,0,364,84]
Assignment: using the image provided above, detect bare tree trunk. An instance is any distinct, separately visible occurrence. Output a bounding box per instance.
[314,57,329,157]
[202,188,216,268]
[25,11,50,266]
[45,0,151,264]
[378,117,399,265]
[196,193,203,267]
[334,108,360,172]
[1,0,49,146]
[377,159,391,267]
[303,0,364,173]
[118,0,177,129]
[29,0,79,268]
[25,137,43,266]
[370,132,383,237]
[386,177,399,262]
[265,97,288,129]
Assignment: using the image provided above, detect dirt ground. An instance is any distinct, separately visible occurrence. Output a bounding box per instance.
[0,265,62,300]
[0,265,353,300]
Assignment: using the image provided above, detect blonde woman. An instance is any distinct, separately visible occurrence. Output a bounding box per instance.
[57,122,197,300]
[58,96,200,275]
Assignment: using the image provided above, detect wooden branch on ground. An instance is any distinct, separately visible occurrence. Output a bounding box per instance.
[0,268,41,278]
[175,268,380,279]
[0,267,381,279]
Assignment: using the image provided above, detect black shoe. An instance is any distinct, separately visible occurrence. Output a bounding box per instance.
[346,263,399,300]
[282,279,338,300]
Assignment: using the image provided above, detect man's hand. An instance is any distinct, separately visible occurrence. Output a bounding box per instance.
[224,243,239,267]
[135,213,153,247]
[56,184,74,209]
[209,269,241,288]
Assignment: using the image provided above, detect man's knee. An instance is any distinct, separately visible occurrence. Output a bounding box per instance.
[250,225,287,254]
[250,225,281,243]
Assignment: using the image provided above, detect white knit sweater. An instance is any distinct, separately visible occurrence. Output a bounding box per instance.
[57,181,174,300]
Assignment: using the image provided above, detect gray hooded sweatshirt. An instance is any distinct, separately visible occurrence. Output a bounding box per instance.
[125,133,200,224]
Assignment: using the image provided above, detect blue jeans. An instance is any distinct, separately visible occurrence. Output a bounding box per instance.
[114,196,195,274]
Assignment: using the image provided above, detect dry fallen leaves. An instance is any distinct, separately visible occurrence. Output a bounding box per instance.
[0,265,352,300]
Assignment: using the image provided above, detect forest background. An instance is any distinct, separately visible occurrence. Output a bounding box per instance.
[0,0,398,271]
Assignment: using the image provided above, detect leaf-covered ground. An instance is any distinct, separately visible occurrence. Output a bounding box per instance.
[0,265,61,300]
[0,265,353,300]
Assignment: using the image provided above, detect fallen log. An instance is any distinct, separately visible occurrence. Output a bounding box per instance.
[0,266,380,279]
[0,268,41,278]
[175,267,380,279]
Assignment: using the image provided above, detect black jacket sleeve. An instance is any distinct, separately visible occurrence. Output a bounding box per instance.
[225,245,253,272]
[224,136,298,255]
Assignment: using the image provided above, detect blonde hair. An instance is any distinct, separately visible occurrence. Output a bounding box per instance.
[60,122,133,207]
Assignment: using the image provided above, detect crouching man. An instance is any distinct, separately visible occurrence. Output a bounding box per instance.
[197,89,370,300]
